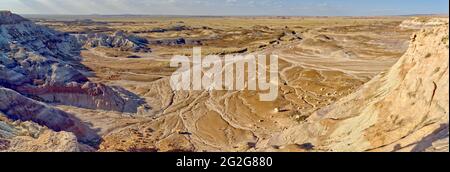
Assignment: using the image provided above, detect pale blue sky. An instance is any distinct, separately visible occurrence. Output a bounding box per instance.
[0,0,448,16]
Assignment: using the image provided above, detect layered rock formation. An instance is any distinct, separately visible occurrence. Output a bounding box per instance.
[0,86,100,144]
[2,11,448,152]
[75,31,151,52]
[0,11,145,113]
[1,11,149,150]
[15,82,146,113]
[264,23,449,152]
[0,11,84,88]
[1,112,80,152]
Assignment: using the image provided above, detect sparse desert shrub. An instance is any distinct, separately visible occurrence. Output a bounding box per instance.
[442,35,449,48]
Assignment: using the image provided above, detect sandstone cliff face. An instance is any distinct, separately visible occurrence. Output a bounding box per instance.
[15,81,146,113]
[264,23,449,152]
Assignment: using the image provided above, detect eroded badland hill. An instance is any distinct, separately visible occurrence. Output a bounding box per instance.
[1,11,448,152]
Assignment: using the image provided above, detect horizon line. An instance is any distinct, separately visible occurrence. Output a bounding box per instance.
[18,13,450,18]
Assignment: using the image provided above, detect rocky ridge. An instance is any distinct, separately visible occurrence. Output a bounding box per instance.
[75,31,151,52]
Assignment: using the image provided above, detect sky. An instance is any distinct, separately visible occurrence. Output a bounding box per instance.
[0,0,449,16]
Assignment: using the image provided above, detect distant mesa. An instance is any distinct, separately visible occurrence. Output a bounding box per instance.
[150,37,203,46]
[132,25,193,34]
